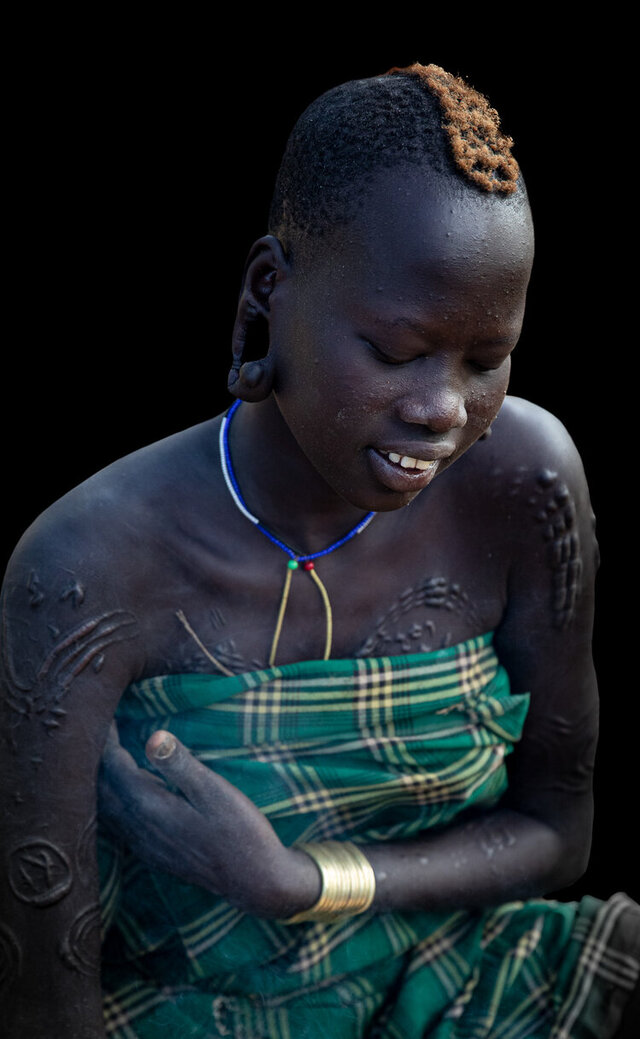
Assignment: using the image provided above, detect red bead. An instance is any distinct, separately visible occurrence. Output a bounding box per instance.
[303,561,315,571]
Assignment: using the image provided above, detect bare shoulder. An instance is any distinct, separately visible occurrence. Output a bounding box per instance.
[464,395,596,537]
[1,484,146,726]
[487,396,590,482]
[475,396,598,634]
[6,417,219,575]
[1,419,219,699]
[446,396,598,637]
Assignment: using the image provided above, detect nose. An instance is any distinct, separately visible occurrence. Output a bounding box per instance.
[396,365,468,433]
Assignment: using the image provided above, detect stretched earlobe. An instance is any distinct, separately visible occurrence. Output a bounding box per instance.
[227,357,275,402]
[227,235,288,403]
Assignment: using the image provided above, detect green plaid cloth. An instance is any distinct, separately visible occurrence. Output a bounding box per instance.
[99,633,640,1037]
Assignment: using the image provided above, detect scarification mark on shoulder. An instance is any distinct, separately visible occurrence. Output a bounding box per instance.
[489,465,529,500]
[356,577,482,657]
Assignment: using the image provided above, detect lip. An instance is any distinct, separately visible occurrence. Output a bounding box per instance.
[368,447,444,493]
[375,442,456,462]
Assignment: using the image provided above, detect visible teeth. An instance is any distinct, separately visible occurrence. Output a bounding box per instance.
[383,450,436,471]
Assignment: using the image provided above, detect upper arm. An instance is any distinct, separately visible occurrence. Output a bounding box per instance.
[492,399,599,874]
[0,506,144,1034]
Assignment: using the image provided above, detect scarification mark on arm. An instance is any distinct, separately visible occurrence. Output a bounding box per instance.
[76,813,98,880]
[2,608,139,731]
[0,923,22,994]
[7,839,73,907]
[27,571,45,608]
[59,579,85,608]
[529,469,584,629]
[59,903,102,977]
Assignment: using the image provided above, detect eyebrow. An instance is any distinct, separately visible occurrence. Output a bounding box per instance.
[372,315,516,347]
[373,316,428,336]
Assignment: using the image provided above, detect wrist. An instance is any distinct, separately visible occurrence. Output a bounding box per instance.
[234,843,322,919]
[271,845,323,919]
[280,841,376,924]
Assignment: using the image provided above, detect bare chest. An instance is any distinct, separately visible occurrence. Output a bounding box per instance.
[137,503,508,677]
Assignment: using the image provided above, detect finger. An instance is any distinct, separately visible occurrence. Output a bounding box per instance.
[145,730,240,814]
[99,727,164,820]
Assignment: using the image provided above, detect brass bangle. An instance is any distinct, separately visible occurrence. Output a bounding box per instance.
[282,840,376,925]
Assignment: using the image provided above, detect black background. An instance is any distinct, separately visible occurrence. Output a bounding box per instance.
[4,21,632,901]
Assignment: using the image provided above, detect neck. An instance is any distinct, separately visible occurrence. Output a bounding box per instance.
[223,397,374,557]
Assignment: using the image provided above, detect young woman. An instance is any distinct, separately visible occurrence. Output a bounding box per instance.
[2,63,638,1038]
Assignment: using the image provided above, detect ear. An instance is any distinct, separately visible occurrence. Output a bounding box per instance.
[228,235,290,402]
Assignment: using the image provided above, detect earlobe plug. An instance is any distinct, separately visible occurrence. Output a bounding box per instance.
[240,361,267,389]
[228,358,275,402]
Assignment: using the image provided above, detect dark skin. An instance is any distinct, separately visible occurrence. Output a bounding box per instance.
[1,170,611,1037]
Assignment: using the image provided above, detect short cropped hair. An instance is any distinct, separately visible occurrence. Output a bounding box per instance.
[268,63,521,263]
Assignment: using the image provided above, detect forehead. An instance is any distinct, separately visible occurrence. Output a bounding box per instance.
[309,168,534,298]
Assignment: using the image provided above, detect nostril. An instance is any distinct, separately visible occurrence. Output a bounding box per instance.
[399,392,467,432]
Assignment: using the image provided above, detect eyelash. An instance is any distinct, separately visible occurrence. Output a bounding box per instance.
[469,361,499,374]
[365,341,409,366]
[367,341,506,374]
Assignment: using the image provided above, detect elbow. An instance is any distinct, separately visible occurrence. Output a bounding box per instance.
[545,828,592,892]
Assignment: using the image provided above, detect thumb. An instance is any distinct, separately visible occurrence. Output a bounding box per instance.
[146,729,178,761]
[145,730,223,811]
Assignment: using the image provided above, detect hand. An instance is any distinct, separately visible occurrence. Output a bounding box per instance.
[98,724,320,918]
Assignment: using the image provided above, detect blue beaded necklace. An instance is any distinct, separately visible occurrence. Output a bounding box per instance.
[219,400,376,665]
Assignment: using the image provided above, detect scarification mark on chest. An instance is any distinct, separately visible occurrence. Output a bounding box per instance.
[356,577,482,657]
[176,580,481,672]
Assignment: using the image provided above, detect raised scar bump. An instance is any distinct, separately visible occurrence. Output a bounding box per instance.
[76,813,98,876]
[0,922,22,993]
[59,581,86,607]
[59,903,101,976]
[357,577,479,656]
[532,470,583,629]
[27,571,45,607]
[8,839,73,906]
[38,612,139,683]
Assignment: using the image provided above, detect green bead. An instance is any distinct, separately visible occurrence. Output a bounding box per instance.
[287,559,299,570]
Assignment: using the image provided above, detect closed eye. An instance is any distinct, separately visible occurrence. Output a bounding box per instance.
[468,356,510,374]
[364,340,411,366]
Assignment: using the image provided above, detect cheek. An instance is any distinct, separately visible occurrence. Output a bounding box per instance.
[466,368,511,433]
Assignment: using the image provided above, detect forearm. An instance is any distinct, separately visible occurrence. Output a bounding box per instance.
[365,806,576,913]
[281,804,583,922]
